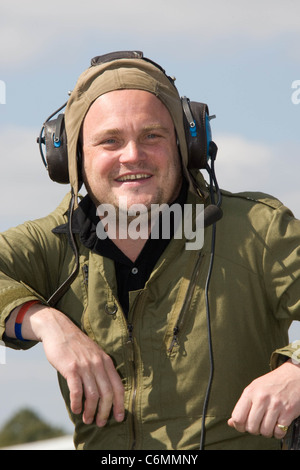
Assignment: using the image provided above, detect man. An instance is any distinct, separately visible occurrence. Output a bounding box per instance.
[1,51,300,450]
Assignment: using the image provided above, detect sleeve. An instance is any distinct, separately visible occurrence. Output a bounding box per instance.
[261,203,300,368]
[0,196,70,350]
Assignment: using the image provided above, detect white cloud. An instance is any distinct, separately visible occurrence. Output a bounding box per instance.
[213,133,300,219]
[214,133,273,191]
[1,0,300,69]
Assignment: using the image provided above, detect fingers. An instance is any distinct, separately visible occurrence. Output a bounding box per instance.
[228,417,290,440]
[66,352,125,427]
[104,359,126,424]
[228,415,290,439]
[227,392,292,439]
[85,355,125,427]
[68,374,85,416]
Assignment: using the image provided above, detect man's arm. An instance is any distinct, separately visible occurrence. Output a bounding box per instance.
[227,202,300,440]
[6,302,125,427]
[228,360,300,439]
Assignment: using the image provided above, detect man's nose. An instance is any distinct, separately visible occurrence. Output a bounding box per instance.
[119,141,146,164]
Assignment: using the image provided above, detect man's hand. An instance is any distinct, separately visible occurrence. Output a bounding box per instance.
[228,359,300,439]
[6,303,125,427]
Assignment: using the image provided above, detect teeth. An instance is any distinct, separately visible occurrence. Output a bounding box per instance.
[117,174,151,182]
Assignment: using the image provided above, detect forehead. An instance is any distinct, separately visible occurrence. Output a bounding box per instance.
[84,89,173,125]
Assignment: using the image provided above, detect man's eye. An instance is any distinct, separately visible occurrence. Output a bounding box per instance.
[146,133,158,140]
[102,138,117,145]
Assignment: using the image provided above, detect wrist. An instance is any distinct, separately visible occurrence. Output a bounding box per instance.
[14,300,40,341]
[6,301,50,342]
[6,302,77,344]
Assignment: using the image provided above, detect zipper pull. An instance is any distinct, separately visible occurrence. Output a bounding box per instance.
[126,323,134,361]
[168,326,179,354]
[82,264,88,285]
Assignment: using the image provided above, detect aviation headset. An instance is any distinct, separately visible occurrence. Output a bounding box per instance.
[37,51,222,450]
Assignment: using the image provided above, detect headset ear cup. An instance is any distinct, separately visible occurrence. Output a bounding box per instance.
[43,115,70,184]
[182,98,211,170]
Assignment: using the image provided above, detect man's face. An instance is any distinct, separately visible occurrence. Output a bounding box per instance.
[81,89,183,213]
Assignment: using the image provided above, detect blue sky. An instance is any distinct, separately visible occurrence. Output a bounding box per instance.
[0,0,299,434]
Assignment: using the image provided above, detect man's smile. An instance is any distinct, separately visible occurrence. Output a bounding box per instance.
[115,173,152,182]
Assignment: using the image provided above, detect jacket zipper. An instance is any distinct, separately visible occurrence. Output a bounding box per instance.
[126,291,143,450]
[126,323,136,449]
[81,263,142,449]
[81,262,138,447]
[168,252,204,354]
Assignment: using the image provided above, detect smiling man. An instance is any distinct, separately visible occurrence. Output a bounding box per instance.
[1,51,300,450]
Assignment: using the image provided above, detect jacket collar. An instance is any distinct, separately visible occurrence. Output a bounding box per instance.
[53,179,189,257]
